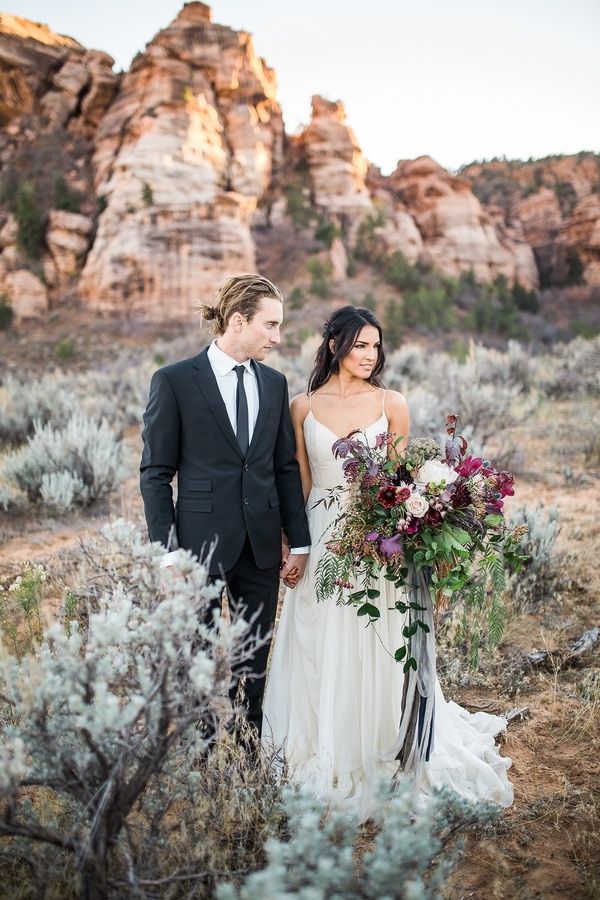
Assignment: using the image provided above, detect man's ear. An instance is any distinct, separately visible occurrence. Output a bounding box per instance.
[231,312,245,331]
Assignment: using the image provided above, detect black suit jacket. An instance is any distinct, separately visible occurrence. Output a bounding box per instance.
[140,348,310,575]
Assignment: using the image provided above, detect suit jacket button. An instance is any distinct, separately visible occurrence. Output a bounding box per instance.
[244,464,249,471]
[243,497,249,505]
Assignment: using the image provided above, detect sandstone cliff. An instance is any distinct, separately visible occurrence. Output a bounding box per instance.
[0,13,117,317]
[0,4,598,325]
[79,2,284,315]
[461,154,600,286]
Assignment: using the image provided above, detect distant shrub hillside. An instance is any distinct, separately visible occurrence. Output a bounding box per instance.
[459,151,600,212]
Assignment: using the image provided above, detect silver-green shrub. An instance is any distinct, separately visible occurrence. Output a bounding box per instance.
[217,779,497,900]
[0,522,269,897]
[385,342,534,466]
[507,503,561,608]
[78,361,156,428]
[537,336,600,398]
[2,414,122,510]
[0,372,76,445]
[0,481,19,512]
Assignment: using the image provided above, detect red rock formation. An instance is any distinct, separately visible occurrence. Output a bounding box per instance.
[79,2,285,316]
[300,96,372,221]
[386,157,538,288]
[0,7,598,320]
[461,154,600,285]
[0,14,117,135]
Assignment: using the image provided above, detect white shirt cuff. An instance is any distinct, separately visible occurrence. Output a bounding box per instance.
[289,546,310,554]
[159,549,184,568]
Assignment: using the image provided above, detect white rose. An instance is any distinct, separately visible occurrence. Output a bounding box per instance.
[416,459,458,488]
[405,492,429,518]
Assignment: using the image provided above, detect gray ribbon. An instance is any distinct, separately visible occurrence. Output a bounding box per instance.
[393,563,436,787]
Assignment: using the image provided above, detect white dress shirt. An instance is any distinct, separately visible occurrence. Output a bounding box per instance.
[207,339,259,441]
[160,340,308,567]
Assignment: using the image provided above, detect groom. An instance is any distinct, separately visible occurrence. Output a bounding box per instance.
[140,274,310,736]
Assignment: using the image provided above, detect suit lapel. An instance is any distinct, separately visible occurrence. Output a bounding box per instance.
[246,360,271,462]
[191,349,244,460]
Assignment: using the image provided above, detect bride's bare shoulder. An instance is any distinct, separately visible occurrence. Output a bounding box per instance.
[290,392,311,422]
[383,388,408,410]
[383,389,409,422]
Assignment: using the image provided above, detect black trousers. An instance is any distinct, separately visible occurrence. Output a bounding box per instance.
[210,536,280,736]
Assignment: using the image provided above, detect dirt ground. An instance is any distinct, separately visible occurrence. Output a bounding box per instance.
[0,330,598,899]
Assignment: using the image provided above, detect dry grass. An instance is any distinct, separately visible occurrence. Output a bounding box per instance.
[439,397,600,900]
[1,327,599,897]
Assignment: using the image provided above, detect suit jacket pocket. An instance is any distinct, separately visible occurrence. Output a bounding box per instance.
[268,490,279,508]
[186,479,212,492]
[177,498,213,512]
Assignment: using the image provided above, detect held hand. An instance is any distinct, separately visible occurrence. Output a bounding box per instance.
[281,541,290,570]
[281,553,308,589]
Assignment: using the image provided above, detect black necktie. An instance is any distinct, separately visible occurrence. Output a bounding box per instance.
[234,365,249,455]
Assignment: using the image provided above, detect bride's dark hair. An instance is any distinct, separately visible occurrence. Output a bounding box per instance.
[308,305,386,393]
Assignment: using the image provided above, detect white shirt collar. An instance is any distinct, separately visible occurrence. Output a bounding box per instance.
[208,340,254,376]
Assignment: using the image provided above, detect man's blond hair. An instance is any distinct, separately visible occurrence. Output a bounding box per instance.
[199,274,283,336]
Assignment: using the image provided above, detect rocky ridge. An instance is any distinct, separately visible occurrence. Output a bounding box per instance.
[0,4,598,322]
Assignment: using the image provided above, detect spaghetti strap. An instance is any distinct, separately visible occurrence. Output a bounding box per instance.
[308,391,313,411]
[381,389,387,415]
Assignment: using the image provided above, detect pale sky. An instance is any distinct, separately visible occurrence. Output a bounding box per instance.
[8,0,600,174]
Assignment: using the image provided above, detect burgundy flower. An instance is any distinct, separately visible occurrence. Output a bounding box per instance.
[458,455,483,478]
[377,485,398,508]
[396,486,411,502]
[424,508,443,526]
[486,498,504,514]
[380,534,403,558]
[405,519,421,535]
[342,458,360,481]
[451,481,471,508]
[495,471,515,497]
[393,465,412,485]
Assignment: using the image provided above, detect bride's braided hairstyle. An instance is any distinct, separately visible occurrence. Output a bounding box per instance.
[308,305,386,393]
[199,273,283,335]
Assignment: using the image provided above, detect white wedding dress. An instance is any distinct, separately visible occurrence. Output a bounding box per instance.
[262,398,514,821]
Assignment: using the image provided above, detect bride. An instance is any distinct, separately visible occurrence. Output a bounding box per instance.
[262,305,514,820]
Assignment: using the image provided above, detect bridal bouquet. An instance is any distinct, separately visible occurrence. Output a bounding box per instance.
[315,415,528,672]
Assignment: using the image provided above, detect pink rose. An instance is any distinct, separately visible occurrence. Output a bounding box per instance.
[405,492,429,518]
